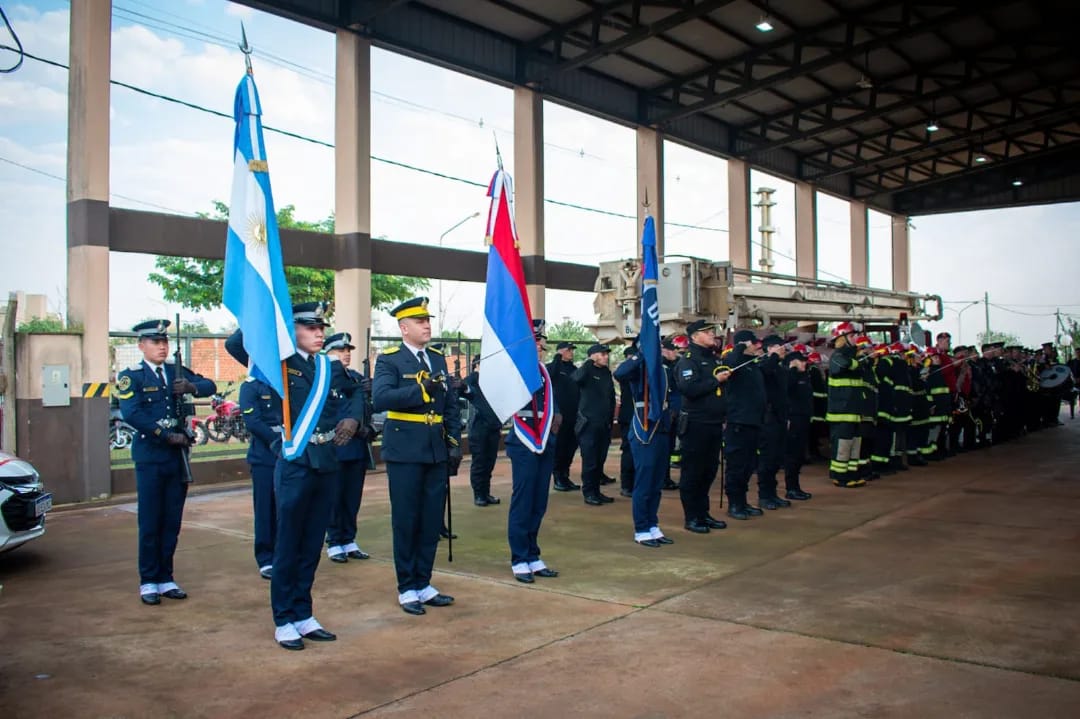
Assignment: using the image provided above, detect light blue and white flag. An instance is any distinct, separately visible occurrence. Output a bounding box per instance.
[223,73,295,398]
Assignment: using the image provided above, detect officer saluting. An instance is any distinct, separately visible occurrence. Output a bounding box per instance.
[372,297,461,616]
[116,319,216,606]
[226,301,364,650]
[323,332,374,563]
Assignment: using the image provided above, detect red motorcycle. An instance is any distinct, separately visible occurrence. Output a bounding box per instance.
[204,389,250,443]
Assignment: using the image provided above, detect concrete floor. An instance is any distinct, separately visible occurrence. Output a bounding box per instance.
[2,415,1079,718]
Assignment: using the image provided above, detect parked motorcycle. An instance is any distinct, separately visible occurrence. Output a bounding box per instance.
[204,389,250,443]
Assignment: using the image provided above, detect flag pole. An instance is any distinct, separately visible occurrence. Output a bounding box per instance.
[641,193,650,431]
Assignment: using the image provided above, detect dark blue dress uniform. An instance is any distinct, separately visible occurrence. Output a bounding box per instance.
[722,332,767,519]
[617,345,637,495]
[572,344,616,502]
[755,336,791,509]
[239,377,281,577]
[323,332,372,562]
[782,353,814,501]
[225,302,363,648]
[116,319,216,602]
[507,320,560,581]
[672,322,728,532]
[613,347,675,546]
[372,297,461,612]
[460,364,502,505]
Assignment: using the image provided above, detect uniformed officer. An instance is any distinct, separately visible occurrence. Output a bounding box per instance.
[782,349,813,500]
[508,320,562,582]
[116,319,216,605]
[573,343,616,504]
[672,320,730,533]
[323,332,374,563]
[662,334,689,491]
[225,301,364,650]
[617,342,638,498]
[460,356,503,506]
[372,297,461,616]
[755,335,792,510]
[239,376,280,580]
[614,333,677,547]
[723,329,767,519]
[547,341,582,492]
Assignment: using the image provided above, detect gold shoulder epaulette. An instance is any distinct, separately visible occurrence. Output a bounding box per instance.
[428,346,444,355]
[382,346,401,355]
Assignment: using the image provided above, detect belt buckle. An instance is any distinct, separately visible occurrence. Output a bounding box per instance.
[425,412,435,426]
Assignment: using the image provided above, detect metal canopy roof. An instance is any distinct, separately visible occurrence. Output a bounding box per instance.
[237,0,1080,215]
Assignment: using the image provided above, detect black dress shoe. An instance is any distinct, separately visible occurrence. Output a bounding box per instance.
[552,482,576,492]
[745,504,764,516]
[703,516,727,530]
[141,593,161,606]
[584,495,605,506]
[684,519,710,533]
[162,588,187,600]
[514,572,535,583]
[424,593,455,607]
[785,489,812,501]
[484,495,501,505]
[598,493,615,503]
[726,506,750,521]
[346,550,369,560]
[278,638,304,651]
[439,528,458,540]
[662,479,680,490]
[655,536,674,545]
[619,489,634,498]
[534,567,559,578]
[401,601,426,615]
[474,496,489,506]
[636,538,661,547]
[759,496,791,510]
[600,475,616,485]
[329,554,348,563]
[302,628,337,641]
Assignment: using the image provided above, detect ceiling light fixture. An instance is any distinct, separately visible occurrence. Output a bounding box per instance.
[755,16,774,32]
[1011,179,1023,187]
[974,155,988,163]
[926,120,940,133]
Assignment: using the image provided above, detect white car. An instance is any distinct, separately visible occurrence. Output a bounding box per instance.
[0,451,51,552]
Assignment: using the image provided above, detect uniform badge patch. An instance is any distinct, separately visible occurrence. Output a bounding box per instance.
[681,369,693,377]
[117,375,132,391]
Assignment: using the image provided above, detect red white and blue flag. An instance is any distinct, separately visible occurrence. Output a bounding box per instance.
[478,168,543,424]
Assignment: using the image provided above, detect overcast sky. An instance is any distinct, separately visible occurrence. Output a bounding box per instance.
[2,0,1078,347]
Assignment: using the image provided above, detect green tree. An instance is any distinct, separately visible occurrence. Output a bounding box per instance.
[148,201,429,313]
[976,329,1022,347]
[546,318,596,345]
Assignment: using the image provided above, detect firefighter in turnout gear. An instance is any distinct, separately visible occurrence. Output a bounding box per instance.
[826,322,865,488]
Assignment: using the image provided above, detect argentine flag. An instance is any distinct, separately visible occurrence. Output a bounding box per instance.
[223,73,295,398]
[479,169,542,423]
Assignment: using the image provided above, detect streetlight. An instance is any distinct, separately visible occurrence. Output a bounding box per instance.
[943,300,980,345]
[436,211,480,334]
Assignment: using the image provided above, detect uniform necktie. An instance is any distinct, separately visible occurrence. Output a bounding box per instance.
[417,351,430,372]
[156,366,167,388]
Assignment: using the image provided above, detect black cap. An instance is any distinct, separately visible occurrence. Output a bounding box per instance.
[133,319,171,339]
[733,329,759,344]
[555,341,576,351]
[762,334,784,349]
[661,337,676,350]
[686,319,716,335]
[981,341,1004,352]
[533,319,547,340]
[293,301,329,327]
[390,296,433,320]
[785,351,806,363]
[324,332,355,351]
[587,343,610,356]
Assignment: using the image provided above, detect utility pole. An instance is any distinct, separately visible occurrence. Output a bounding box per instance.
[984,291,991,339]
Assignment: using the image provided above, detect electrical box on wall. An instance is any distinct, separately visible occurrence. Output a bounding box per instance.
[42,364,70,407]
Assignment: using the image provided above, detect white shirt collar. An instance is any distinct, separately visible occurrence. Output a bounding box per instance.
[144,359,164,372]
[401,339,427,357]
[297,349,311,360]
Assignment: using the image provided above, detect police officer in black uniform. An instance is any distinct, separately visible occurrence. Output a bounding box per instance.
[240,376,280,580]
[756,335,792,510]
[323,332,374,564]
[460,356,503,506]
[672,320,731,533]
[547,341,582,491]
[617,342,638,498]
[508,320,562,582]
[723,329,767,520]
[372,297,461,616]
[117,320,216,606]
[783,349,814,500]
[225,301,363,650]
[573,343,616,504]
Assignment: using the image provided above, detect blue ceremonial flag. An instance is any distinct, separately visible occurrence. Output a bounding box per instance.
[223,73,296,398]
[638,216,665,427]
